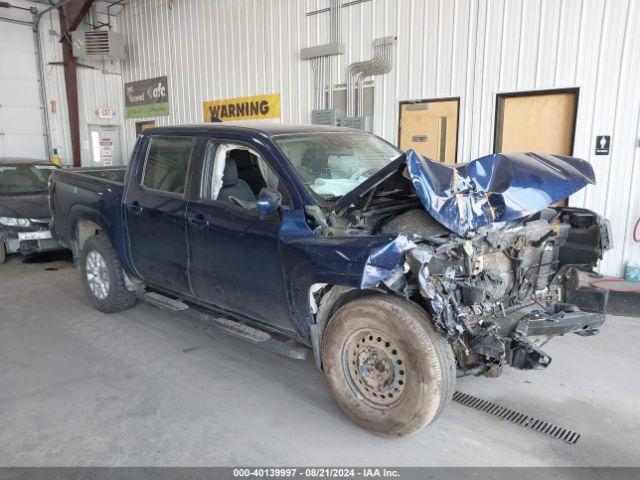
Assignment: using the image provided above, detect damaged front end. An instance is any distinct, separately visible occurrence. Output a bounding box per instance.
[397,213,607,377]
[315,150,612,377]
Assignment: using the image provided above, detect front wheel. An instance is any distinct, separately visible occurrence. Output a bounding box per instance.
[0,240,6,264]
[322,294,456,437]
[81,234,137,313]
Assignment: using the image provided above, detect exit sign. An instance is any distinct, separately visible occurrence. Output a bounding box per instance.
[97,107,114,120]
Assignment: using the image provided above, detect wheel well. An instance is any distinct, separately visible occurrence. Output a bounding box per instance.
[310,285,382,370]
[72,219,103,257]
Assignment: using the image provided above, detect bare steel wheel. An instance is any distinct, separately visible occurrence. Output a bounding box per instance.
[322,294,456,437]
[344,329,407,407]
[85,250,111,300]
[80,233,137,313]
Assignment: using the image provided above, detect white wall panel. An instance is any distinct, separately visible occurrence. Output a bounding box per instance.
[110,0,640,276]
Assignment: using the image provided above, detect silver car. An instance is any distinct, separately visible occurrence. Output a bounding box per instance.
[0,158,62,264]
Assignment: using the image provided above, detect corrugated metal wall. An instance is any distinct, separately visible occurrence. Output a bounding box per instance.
[30,0,639,277]
[31,2,127,166]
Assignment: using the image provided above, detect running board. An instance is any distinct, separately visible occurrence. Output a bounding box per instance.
[140,291,308,361]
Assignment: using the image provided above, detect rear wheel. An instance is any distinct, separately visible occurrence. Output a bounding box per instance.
[81,234,137,313]
[322,294,456,437]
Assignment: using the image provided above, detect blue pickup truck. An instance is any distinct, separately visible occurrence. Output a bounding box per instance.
[50,123,611,437]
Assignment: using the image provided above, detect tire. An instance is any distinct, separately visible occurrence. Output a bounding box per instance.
[81,234,137,313]
[0,240,6,264]
[322,294,456,437]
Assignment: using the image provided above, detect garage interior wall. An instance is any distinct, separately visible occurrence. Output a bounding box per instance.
[40,6,126,167]
[3,0,638,276]
[116,0,639,277]
[3,0,127,167]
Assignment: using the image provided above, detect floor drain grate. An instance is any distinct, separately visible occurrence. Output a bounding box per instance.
[453,391,581,444]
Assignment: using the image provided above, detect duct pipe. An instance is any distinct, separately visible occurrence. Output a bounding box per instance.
[32,14,52,161]
[304,0,343,111]
[346,37,395,116]
[358,42,392,115]
[311,58,319,109]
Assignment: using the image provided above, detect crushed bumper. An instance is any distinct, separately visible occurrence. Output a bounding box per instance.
[474,307,606,372]
[515,310,605,337]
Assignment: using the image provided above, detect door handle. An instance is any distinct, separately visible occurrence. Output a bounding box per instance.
[188,213,210,229]
[127,201,143,216]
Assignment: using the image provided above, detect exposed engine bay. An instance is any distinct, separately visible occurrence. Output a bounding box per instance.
[306,152,612,377]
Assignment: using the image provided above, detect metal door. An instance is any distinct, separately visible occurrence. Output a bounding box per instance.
[494,89,578,155]
[88,124,123,167]
[399,98,459,164]
[0,21,46,158]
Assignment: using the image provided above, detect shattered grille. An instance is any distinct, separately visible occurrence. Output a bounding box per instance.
[453,391,581,444]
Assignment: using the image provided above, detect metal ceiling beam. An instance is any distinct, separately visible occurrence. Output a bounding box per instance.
[63,0,94,32]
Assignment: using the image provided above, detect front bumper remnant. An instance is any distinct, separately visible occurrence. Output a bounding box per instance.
[516,310,605,337]
[470,306,605,372]
[509,309,604,370]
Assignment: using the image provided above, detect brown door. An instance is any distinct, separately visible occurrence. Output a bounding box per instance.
[135,120,156,136]
[494,90,578,155]
[399,99,459,164]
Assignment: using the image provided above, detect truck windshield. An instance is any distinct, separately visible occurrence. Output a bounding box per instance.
[0,165,55,195]
[273,131,401,199]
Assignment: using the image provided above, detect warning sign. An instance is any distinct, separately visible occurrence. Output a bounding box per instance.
[100,139,113,166]
[203,93,280,122]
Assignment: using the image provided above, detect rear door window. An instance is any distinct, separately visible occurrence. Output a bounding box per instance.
[142,136,195,195]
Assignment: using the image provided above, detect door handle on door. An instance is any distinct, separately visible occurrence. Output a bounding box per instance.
[187,213,210,229]
[127,202,143,215]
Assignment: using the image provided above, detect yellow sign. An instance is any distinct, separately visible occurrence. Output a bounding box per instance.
[203,93,280,122]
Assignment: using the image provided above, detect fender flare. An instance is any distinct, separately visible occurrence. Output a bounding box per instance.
[310,285,381,370]
[66,205,110,257]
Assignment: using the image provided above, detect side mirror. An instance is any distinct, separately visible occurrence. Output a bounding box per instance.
[257,187,282,218]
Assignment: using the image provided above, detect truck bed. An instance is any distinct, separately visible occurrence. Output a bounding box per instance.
[49,166,128,255]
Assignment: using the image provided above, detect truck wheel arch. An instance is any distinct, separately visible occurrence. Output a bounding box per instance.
[72,219,104,258]
[310,285,383,370]
[66,205,108,257]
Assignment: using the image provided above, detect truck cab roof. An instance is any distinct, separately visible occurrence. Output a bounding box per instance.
[140,122,358,137]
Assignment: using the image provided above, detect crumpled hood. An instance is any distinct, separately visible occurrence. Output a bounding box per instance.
[0,194,51,219]
[406,149,595,236]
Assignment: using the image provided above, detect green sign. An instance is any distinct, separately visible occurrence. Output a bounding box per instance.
[124,76,169,119]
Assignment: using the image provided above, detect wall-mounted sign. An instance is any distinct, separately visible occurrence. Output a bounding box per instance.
[100,139,113,166]
[595,135,611,155]
[203,93,280,122]
[97,107,114,120]
[124,76,169,119]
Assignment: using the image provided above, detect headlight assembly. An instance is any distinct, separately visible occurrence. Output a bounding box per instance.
[0,217,32,227]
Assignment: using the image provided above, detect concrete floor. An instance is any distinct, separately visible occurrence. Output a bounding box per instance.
[1,253,639,467]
